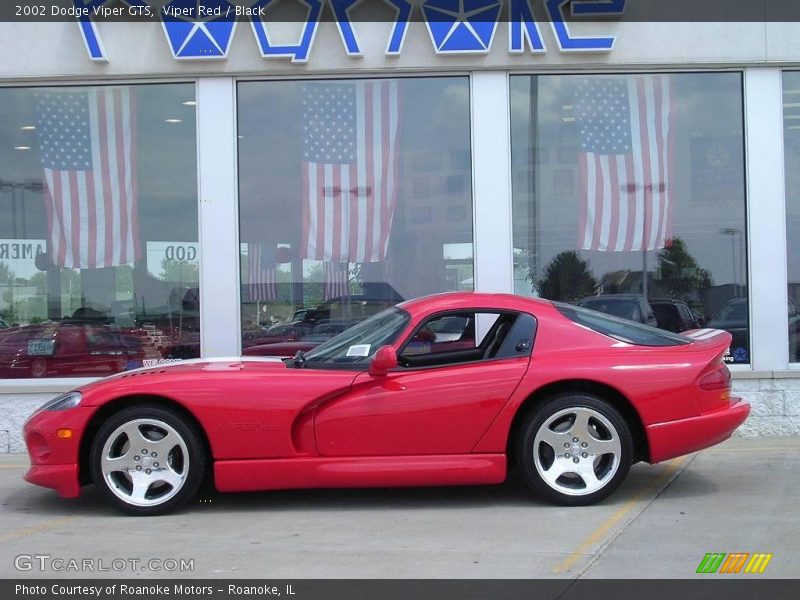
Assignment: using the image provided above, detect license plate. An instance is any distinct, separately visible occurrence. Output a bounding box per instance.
[27,340,55,356]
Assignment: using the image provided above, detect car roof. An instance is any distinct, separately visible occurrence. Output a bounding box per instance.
[398,292,555,316]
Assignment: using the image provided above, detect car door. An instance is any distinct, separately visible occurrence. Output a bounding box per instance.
[314,310,536,457]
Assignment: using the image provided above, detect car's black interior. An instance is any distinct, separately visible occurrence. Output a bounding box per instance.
[398,311,532,368]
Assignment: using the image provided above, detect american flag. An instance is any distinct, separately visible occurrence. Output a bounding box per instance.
[34,88,140,269]
[301,80,401,263]
[575,75,674,252]
[247,243,278,302]
[323,262,350,301]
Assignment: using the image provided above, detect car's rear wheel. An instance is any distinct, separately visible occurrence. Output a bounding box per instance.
[89,405,205,516]
[517,393,632,506]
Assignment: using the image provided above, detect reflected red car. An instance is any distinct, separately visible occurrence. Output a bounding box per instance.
[23,293,749,515]
[243,319,366,357]
[0,322,143,378]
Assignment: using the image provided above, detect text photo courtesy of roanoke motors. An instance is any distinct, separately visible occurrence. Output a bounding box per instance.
[0,1,800,597]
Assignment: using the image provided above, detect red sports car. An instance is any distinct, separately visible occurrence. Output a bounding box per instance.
[23,293,749,515]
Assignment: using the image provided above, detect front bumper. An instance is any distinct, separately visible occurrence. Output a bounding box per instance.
[646,397,751,464]
[24,464,81,498]
[22,406,93,499]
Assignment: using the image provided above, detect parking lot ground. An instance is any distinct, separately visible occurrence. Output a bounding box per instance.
[0,435,797,579]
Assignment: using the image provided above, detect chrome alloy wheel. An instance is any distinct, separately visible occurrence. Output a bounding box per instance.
[100,418,189,507]
[532,406,622,496]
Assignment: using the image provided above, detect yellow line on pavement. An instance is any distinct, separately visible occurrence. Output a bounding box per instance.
[0,464,28,469]
[0,516,80,544]
[552,456,688,574]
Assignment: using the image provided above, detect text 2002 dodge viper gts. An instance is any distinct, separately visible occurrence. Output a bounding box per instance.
[24,293,750,515]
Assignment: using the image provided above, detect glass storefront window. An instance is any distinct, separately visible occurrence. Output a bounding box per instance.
[237,77,473,355]
[511,73,749,363]
[0,84,199,378]
[785,71,800,363]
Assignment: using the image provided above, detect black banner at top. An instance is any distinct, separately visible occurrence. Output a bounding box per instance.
[4,0,800,23]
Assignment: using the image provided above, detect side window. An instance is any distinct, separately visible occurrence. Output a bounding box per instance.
[402,312,479,358]
[399,311,535,368]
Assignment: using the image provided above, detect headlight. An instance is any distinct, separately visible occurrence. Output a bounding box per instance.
[38,391,82,412]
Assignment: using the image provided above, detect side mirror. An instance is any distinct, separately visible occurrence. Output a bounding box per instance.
[369,345,397,377]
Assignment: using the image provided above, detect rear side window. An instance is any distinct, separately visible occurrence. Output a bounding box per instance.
[555,303,691,347]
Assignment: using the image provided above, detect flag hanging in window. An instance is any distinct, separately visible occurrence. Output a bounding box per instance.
[246,243,278,302]
[323,262,350,301]
[301,80,401,263]
[34,88,141,268]
[575,75,674,252]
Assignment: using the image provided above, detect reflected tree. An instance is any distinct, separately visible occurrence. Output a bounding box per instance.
[657,238,714,298]
[159,258,199,284]
[537,251,597,301]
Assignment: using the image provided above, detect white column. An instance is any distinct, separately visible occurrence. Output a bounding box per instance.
[471,71,514,294]
[197,77,241,357]
[745,67,789,371]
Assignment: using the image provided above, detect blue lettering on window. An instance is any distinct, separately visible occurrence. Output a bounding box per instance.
[330,0,363,56]
[161,0,237,60]
[249,0,324,63]
[74,0,150,62]
[508,0,546,53]
[73,0,623,62]
[421,0,503,54]
[384,0,413,55]
[545,0,620,52]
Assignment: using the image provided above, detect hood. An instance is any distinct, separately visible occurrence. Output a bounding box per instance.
[77,356,286,395]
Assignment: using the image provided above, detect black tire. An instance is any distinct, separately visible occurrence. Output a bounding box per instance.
[89,404,206,516]
[516,393,632,506]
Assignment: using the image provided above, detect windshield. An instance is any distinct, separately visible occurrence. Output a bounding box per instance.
[302,307,410,367]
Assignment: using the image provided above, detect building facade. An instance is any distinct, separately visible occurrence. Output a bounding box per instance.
[1,4,800,451]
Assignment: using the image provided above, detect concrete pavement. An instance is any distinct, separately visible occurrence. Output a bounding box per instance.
[0,436,797,579]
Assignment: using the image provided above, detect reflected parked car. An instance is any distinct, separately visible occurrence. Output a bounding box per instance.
[242,322,314,349]
[302,287,404,324]
[649,298,704,333]
[0,322,144,378]
[577,294,658,327]
[0,317,9,330]
[707,298,749,363]
[707,297,800,363]
[287,309,309,323]
[244,318,364,357]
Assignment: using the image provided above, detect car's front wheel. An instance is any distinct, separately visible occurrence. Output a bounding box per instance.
[89,405,205,515]
[517,393,632,506]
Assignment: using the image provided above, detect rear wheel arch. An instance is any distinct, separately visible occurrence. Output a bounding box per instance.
[78,395,213,487]
[507,380,649,465]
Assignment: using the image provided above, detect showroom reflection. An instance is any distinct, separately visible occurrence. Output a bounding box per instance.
[236,77,474,356]
[510,72,751,364]
[0,84,200,378]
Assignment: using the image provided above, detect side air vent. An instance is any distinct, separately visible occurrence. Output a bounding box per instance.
[119,370,169,378]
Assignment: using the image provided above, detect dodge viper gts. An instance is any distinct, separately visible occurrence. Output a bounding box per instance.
[23,292,750,515]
